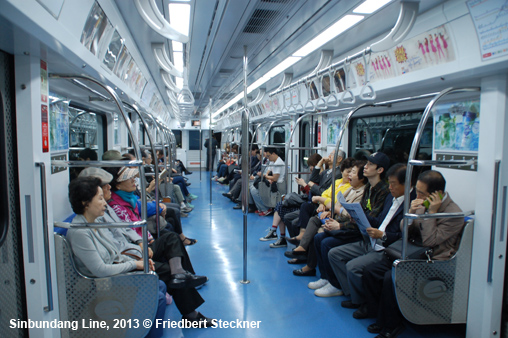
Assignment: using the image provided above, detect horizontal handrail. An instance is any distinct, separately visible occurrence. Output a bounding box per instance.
[409,159,476,166]
[404,210,474,220]
[52,160,143,168]
[54,220,147,229]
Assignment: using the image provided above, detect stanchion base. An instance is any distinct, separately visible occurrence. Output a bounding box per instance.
[239,280,250,284]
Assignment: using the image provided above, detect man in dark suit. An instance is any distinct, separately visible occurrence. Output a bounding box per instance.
[362,170,463,338]
[204,134,218,171]
[327,164,413,313]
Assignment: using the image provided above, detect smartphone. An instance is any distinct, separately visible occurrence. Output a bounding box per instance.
[423,192,443,209]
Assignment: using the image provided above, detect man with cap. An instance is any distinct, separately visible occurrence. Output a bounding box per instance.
[78,167,214,326]
[324,152,390,298]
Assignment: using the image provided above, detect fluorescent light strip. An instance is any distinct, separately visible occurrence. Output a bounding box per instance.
[293,15,364,57]
[175,77,183,89]
[212,13,366,118]
[173,51,184,73]
[169,3,190,36]
[212,56,301,118]
[172,41,183,52]
[353,0,393,14]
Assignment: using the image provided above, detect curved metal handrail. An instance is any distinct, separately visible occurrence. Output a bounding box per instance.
[49,73,150,273]
[401,87,481,259]
[123,102,162,238]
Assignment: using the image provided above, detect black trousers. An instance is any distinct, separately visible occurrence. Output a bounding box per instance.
[150,232,204,315]
[163,203,182,235]
[298,202,319,230]
[206,153,216,171]
[363,253,402,329]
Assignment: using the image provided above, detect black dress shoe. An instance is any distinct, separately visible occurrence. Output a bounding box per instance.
[341,300,361,309]
[286,237,300,246]
[284,249,308,259]
[375,325,404,338]
[186,182,191,186]
[367,323,383,334]
[287,258,307,264]
[182,312,214,328]
[185,171,193,175]
[352,304,369,319]
[293,268,316,276]
[233,198,241,203]
[169,271,207,289]
[233,203,242,209]
[222,192,233,199]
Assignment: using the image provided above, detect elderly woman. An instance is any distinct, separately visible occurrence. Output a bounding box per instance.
[66,177,167,336]
[109,166,197,246]
[76,168,213,325]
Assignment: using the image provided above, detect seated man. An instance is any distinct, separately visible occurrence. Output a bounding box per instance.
[248,147,285,216]
[318,152,391,296]
[363,170,464,338]
[322,164,410,305]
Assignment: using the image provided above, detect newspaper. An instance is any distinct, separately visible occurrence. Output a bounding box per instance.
[337,192,376,248]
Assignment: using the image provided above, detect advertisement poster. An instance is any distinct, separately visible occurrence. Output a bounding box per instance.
[49,99,69,152]
[467,0,508,60]
[352,25,455,85]
[391,24,455,75]
[326,116,345,145]
[433,99,480,153]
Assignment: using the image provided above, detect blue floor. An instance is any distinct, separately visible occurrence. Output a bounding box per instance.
[161,171,465,338]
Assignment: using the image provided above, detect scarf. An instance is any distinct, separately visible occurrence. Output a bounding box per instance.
[115,190,138,209]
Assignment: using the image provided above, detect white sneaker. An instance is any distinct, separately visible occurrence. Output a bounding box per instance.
[314,283,343,297]
[308,279,329,290]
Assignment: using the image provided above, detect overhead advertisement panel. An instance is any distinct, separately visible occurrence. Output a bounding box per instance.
[467,0,508,60]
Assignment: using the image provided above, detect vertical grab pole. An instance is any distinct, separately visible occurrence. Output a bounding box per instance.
[199,121,202,181]
[209,98,213,205]
[330,104,372,219]
[241,45,250,284]
[285,113,312,194]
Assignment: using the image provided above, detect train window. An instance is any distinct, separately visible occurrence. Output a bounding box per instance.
[349,112,433,164]
[300,121,310,168]
[188,130,201,150]
[172,130,182,148]
[269,126,286,145]
[68,105,106,167]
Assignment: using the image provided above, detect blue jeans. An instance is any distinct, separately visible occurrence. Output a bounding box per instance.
[172,176,189,196]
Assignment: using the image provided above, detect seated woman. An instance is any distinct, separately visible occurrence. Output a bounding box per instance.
[305,161,368,296]
[66,177,166,336]
[73,171,213,326]
[288,160,361,273]
[109,166,197,246]
[285,156,353,245]
[259,152,322,246]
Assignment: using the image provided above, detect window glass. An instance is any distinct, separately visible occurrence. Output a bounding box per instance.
[189,130,201,150]
[349,112,432,164]
[172,130,182,148]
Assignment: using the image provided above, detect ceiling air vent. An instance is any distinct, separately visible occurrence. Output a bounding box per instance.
[243,9,278,34]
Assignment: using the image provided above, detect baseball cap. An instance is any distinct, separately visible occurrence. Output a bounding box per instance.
[78,167,113,185]
[102,150,123,161]
[116,167,139,182]
[367,152,390,172]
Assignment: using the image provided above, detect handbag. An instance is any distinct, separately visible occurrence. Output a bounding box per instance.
[384,239,432,261]
[281,192,305,208]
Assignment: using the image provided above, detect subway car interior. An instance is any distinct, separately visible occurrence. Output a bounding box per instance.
[1,0,508,337]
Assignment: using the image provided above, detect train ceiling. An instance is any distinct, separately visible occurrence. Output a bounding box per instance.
[115,0,446,118]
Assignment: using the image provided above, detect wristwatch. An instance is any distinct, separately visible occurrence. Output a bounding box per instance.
[381,233,387,241]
